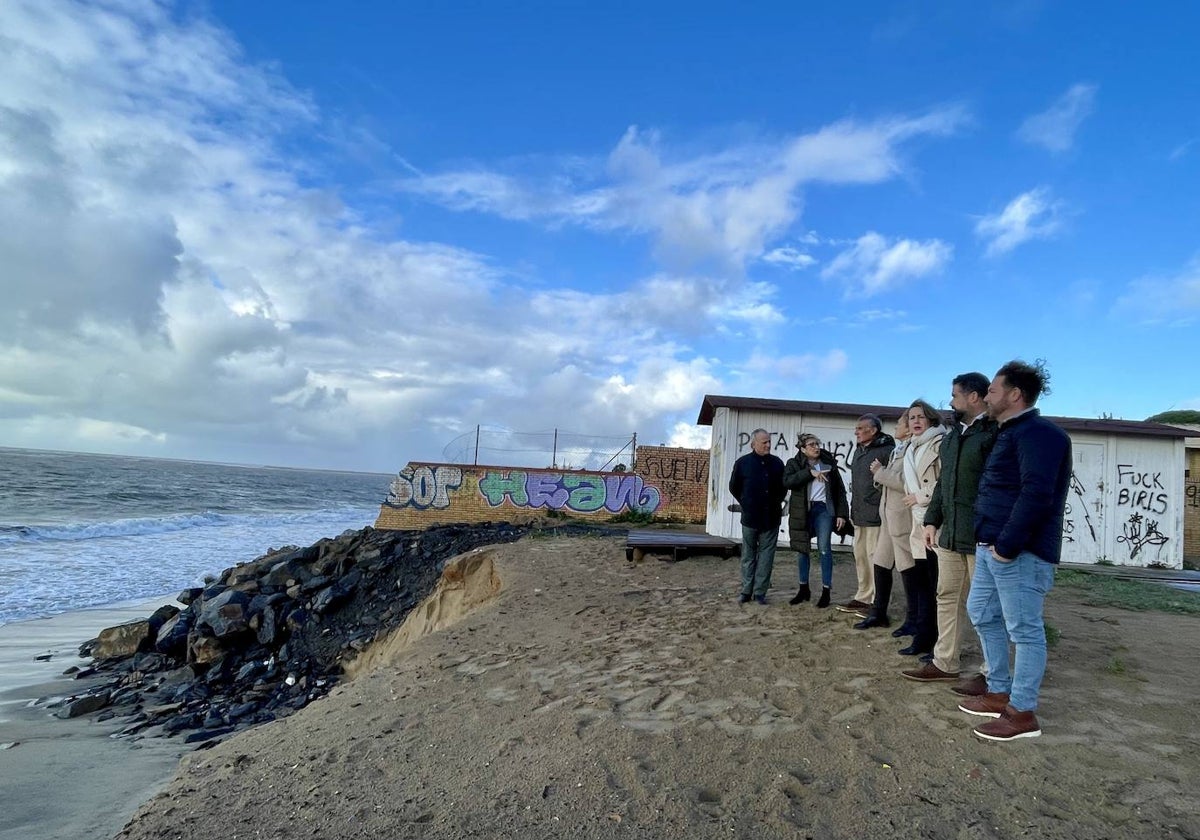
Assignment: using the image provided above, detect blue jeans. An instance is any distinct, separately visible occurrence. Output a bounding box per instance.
[797,501,834,588]
[740,525,778,597]
[967,546,1056,712]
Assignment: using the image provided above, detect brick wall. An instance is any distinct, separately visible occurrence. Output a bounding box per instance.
[632,445,708,523]
[374,451,708,531]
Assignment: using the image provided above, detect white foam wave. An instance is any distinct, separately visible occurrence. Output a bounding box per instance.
[0,506,369,544]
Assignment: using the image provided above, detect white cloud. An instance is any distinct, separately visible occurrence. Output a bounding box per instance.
[1114,256,1200,324]
[744,349,849,382]
[0,0,755,470]
[820,233,952,295]
[666,422,712,449]
[1169,139,1198,162]
[1017,83,1097,153]
[762,246,817,270]
[401,108,969,273]
[974,187,1063,257]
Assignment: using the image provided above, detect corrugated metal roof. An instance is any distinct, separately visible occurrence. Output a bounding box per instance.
[696,394,1192,439]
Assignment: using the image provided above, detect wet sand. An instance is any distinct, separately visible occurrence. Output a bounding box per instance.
[0,599,184,840]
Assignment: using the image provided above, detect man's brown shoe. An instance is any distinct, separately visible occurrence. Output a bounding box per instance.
[951,674,988,697]
[973,705,1041,741]
[901,662,960,682]
[835,599,872,614]
[957,691,1010,718]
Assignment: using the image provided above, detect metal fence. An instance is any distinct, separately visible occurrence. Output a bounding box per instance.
[440,426,637,472]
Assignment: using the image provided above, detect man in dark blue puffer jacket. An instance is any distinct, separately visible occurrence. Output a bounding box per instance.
[959,360,1071,742]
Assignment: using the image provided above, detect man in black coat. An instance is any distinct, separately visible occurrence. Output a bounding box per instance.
[839,415,895,614]
[958,360,1071,742]
[729,428,786,605]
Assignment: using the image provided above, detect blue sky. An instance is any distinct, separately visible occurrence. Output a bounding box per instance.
[1,1,1197,471]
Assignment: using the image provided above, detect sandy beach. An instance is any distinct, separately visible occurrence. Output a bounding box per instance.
[0,599,186,840]
[75,533,1200,840]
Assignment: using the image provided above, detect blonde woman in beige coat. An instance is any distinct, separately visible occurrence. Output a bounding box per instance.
[855,413,913,630]
[897,399,945,656]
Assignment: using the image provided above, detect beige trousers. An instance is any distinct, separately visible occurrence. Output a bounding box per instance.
[852,526,880,603]
[871,528,915,572]
[932,547,985,675]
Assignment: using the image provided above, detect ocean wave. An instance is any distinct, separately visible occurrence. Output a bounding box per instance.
[0,506,375,545]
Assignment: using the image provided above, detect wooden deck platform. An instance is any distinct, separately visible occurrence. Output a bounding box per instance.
[624,529,740,562]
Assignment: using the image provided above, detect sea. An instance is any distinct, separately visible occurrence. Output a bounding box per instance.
[0,447,394,627]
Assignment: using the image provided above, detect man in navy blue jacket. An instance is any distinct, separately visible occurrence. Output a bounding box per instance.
[729,428,786,605]
[959,360,1071,741]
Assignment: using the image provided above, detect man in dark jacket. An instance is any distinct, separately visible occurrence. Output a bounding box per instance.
[958,360,1070,742]
[903,372,997,686]
[839,415,895,613]
[729,428,786,605]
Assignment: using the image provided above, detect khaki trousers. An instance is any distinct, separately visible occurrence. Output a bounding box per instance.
[932,547,986,675]
[871,528,915,572]
[852,526,880,603]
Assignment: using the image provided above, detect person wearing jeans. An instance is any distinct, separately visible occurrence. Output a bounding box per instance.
[783,434,849,608]
[729,428,787,605]
[968,548,1056,712]
[959,360,1071,741]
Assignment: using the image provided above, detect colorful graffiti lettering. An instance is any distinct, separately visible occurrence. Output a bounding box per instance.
[387,465,463,510]
[478,470,662,514]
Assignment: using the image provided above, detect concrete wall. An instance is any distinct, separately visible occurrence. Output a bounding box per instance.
[375,446,708,530]
[707,408,1187,568]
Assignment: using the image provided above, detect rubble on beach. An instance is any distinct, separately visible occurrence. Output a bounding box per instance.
[46,521,616,747]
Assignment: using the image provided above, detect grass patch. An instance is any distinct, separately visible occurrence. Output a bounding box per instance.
[1044,622,1062,648]
[1104,655,1127,675]
[1055,569,1200,615]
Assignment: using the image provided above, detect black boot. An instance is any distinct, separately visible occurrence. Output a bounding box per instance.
[816,586,831,608]
[854,565,893,629]
[789,583,811,605]
[899,558,936,655]
[893,567,920,637]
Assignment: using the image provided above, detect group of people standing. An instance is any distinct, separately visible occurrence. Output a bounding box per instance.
[728,360,1072,742]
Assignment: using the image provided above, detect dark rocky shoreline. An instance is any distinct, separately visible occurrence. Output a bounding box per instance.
[47,521,620,748]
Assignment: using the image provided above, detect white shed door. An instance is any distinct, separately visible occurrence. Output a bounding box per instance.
[1060,442,1106,564]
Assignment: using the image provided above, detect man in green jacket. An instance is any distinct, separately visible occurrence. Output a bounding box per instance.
[903,372,997,688]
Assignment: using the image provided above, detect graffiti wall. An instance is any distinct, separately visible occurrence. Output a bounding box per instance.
[633,445,709,523]
[376,447,708,531]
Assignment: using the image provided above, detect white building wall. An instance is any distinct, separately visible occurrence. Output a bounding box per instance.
[707,409,1185,568]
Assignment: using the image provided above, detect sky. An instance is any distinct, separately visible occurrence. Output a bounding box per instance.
[1,1,1198,473]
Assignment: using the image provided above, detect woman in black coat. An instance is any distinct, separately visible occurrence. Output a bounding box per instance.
[783,433,850,608]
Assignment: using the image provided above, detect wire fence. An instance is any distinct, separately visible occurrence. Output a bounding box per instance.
[440,426,637,471]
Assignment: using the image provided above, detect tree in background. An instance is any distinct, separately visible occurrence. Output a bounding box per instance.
[1147,410,1200,424]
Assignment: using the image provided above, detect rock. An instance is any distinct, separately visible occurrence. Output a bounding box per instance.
[177,587,204,606]
[284,607,309,633]
[197,590,251,639]
[184,726,235,744]
[93,620,153,661]
[132,651,173,673]
[155,612,193,657]
[312,583,351,615]
[54,691,111,719]
[188,634,225,668]
[147,604,181,635]
[256,606,279,646]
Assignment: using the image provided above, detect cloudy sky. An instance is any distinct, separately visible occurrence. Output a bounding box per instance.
[1,1,1198,472]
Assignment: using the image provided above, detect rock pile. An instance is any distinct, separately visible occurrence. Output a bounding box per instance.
[53,521,615,747]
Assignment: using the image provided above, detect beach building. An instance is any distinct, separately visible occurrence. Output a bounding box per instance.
[697,395,1191,569]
